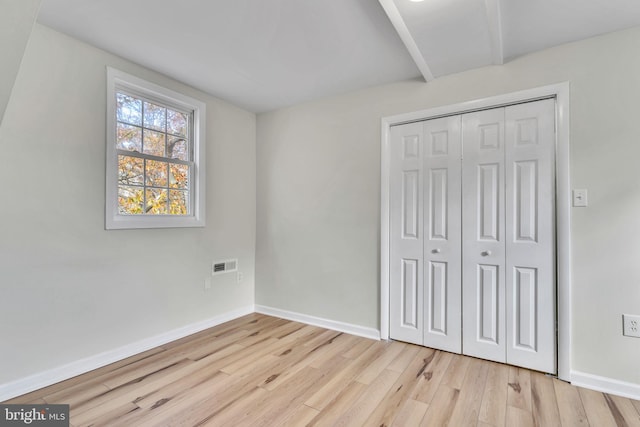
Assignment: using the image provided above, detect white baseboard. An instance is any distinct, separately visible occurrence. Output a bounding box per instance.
[0,305,254,402]
[571,370,640,400]
[255,304,381,340]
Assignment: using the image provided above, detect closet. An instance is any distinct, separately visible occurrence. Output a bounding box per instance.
[389,98,556,374]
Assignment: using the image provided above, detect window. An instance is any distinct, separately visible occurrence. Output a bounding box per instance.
[106,68,206,229]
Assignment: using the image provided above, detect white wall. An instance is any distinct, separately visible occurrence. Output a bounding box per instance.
[256,26,640,386]
[0,24,256,385]
[0,0,41,125]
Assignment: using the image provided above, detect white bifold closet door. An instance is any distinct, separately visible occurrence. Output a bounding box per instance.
[389,117,462,352]
[462,99,556,373]
[389,98,556,374]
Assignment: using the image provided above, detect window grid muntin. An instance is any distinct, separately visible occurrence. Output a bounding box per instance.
[115,88,193,156]
[117,154,191,216]
[115,88,194,216]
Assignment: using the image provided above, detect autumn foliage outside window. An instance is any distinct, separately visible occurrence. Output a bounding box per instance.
[116,92,193,215]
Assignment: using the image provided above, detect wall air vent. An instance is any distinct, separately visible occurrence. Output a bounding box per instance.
[212,259,238,275]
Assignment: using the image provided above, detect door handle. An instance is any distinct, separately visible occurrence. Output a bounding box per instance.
[481,250,492,256]
[432,248,441,254]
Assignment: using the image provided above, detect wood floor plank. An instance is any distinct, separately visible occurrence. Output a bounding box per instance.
[553,377,589,426]
[307,381,367,426]
[302,329,342,350]
[411,349,453,404]
[506,406,535,427]
[478,362,509,426]
[277,324,326,345]
[304,340,388,410]
[420,384,460,426]
[246,356,351,427]
[179,328,251,361]
[579,387,619,427]
[446,356,490,426]
[2,347,166,404]
[531,372,562,427]
[70,358,196,418]
[307,334,361,369]
[131,346,246,410]
[128,371,234,427]
[77,402,139,427]
[43,382,111,407]
[199,386,269,427]
[364,347,435,426]
[218,337,282,374]
[71,344,241,421]
[5,314,640,427]
[171,312,262,342]
[507,366,533,412]
[331,368,401,426]
[265,319,306,339]
[342,337,376,359]
[386,343,420,373]
[234,318,291,347]
[278,404,320,427]
[354,340,405,385]
[258,332,356,391]
[605,393,640,427]
[100,351,190,390]
[439,352,471,389]
[391,399,429,426]
[199,355,346,427]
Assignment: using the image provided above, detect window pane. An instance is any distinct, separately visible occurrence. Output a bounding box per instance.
[168,136,188,161]
[118,186,144,214]
[167,109,188,136]
[169,164,189,189]
[145,159,168,187]
[169,190,188,215]
[118,155,144,185]
[116,93,142,125]
[144,101,166,131]
[143,130,166,157]
[146,188,168,214]
[116,123,142,152]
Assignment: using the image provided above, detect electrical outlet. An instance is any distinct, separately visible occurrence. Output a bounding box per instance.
[237,272,243,283]
[623,314,640,338]
[204,277,212,290]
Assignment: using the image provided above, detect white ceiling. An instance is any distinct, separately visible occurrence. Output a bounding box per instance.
[37,0,640,113]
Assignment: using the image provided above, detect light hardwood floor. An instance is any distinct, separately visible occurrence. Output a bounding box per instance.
[4,313,640,426]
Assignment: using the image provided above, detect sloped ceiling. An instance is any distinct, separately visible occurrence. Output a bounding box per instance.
[36,0,640,113]
[0,0,42,125]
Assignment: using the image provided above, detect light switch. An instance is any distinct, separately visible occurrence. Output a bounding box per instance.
[573,189,588,207]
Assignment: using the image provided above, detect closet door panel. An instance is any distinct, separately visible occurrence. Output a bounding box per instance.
[423,116,462,353]
[462,108,507,363]
[505,99,556,373]
[390,122,424,345]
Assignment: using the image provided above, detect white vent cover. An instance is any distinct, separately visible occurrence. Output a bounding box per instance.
[212,259,238,275]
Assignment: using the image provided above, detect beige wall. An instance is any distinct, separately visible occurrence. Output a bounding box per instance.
[0,0,41,125]
[256,26,640,385]
[0,24,256,384]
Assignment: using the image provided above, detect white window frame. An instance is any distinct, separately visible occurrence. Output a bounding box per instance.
[105,67,206,229]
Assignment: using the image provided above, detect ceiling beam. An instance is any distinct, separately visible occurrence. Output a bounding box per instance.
[378,0,435,82]
[484,0,504,65]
